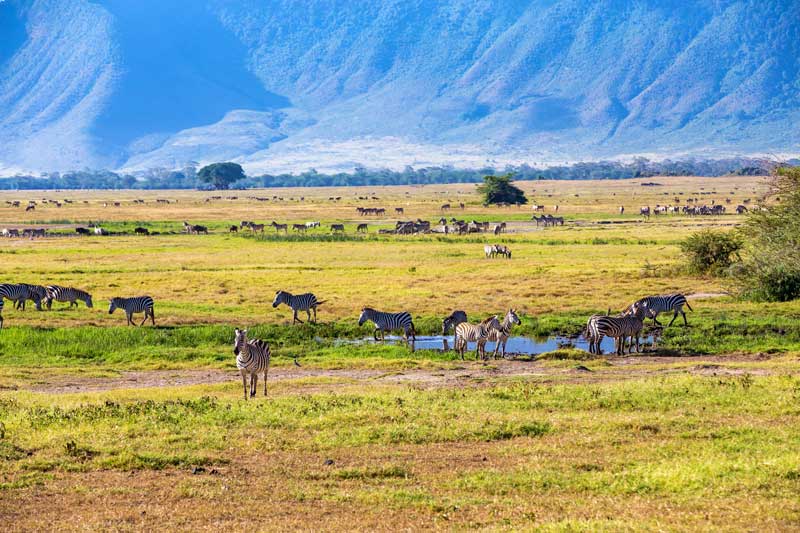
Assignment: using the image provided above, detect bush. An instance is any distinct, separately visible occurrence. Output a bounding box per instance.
[679,230,742,275]
[741,263,800,302]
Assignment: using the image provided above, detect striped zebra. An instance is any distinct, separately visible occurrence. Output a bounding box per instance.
[1,283,43,313]
[272,290,325,324]
[15,284,46,311]
[358,307,416,350]
[442,310,467,348]
[108,296,155,326]
[233,328,271,399]
[486,309,521,358]
[588,304,646,355]
[45,286,93,310]
[454,315,501,360]
[624,293,693,327]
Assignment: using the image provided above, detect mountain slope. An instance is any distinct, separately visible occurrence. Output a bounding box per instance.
[0,0,798,173]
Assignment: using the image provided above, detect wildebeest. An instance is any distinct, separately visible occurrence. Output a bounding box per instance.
[134,227,150,235]
[75,227,91,235]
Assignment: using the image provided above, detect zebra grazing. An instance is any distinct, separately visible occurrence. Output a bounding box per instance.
[109,296,155,326]
[330,223,345,233]
[15,284,46,311]
[625,293,693,327]
[486,309,521,358]
[272,290,325,324]
[45,286,93,310]
[358,308,416,350]
[589,304,646,355]
[233,328,271,399]
[454,316,501,360]
[1,283,43,312]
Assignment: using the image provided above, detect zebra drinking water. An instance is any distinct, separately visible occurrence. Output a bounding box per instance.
[358,307,416,350]
[233,328,271,399]
[272,291,325,324]
[108,296,155,326]
[588,304,647,355]
[624,293,693,327]
[45,286,93,310]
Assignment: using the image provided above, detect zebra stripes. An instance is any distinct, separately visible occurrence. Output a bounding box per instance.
[588,304,646,355]
[45,286,93,310]
[272,290,325,324]
[16,284,46,311]
[454,316,501,360]
[109,296,155,326]
[625,293,693,326]
[233,328,271,399]
[1,283,43,312]
[486,309,521,358]
[358,307,416,350]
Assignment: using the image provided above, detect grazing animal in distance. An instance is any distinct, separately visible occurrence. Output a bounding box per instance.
[330,223,345,233]
[134,227,149,235]
[357,223,368,233]
[75,227,91,235]
[272,290,325,324]
[270,221,288,233]
[229,225,238,233]
[233,328,271,399]
[358,307,416,350]
[108,296,155,326]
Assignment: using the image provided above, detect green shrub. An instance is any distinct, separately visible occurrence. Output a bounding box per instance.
[679,230,742,275]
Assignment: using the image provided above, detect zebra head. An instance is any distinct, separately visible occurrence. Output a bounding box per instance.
[233,328,248,355]
[504,309,521,327]
[108,298,121,314]
[358,308,373,326]
[272,291,287,308]
[85,295,93,308]
[629,302,648,320]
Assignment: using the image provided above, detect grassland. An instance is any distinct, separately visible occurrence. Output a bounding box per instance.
[2,176,799,531]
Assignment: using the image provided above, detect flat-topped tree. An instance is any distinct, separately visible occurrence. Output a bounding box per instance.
[477,173,528,206]
[197,162,245,190]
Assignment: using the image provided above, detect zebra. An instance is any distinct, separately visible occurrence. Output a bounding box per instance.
[358,307,416,350]
[108,296,155,326]
[454,316,501,360]
[0,283,42,312]
[272,290,325,324]
[486,309,521,358]
[589,304,646,355]
[271,221,288,233]
[233,328,271,399]
[45,286,93,310]
[442,310,467,348]
[14,284,46,311]
[484,244,496,258]
[624,293,693,327]
[330,223,345,233]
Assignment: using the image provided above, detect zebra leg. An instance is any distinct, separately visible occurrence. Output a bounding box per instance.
[126,312,133,326]
[682,310,688,326]
[150,308,155,326]
[139,312,149,326]
[312,306,317,323]
[250,373,257,397]
[652,315,662,327]
[668,311,678,327]
[263,367,268,396]
[306,309,312,323]
[240,370,248,400]
[293,309,303,324]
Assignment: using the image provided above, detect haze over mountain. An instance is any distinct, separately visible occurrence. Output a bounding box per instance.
[0,0,798,174]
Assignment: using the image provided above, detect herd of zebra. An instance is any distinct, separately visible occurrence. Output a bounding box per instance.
[0,284,156,329]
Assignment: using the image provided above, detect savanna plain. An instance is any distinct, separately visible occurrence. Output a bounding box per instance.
[1,176,799,531]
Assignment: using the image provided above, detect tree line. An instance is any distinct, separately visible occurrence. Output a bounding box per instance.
[0,157,789,190]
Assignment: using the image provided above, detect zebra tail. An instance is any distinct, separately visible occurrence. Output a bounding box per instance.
[315,300,328,306]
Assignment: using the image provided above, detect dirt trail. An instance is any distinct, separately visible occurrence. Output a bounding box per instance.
[15,353,774,394]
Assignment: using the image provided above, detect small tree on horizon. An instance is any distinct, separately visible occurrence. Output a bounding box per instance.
[197,162,245,190]
[477,173,528,205]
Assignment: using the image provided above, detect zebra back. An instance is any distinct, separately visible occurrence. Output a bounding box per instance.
[110,296,154,313]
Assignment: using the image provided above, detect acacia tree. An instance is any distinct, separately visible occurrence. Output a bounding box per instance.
[733,166,800,301]
[197,162,245,190]
[477,173,528,205]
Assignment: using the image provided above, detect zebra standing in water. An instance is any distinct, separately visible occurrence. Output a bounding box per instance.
[454,315,501,360]
[233,328,271,399]
[486,309,521,358]
[442,310,467,349]
[272,290,325,324]
[358,308,416,350]
[1,283,42,313]
[109,296,155,326]
[588,303,647,355]
[45,286,93,310]
[625,293,693,327]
